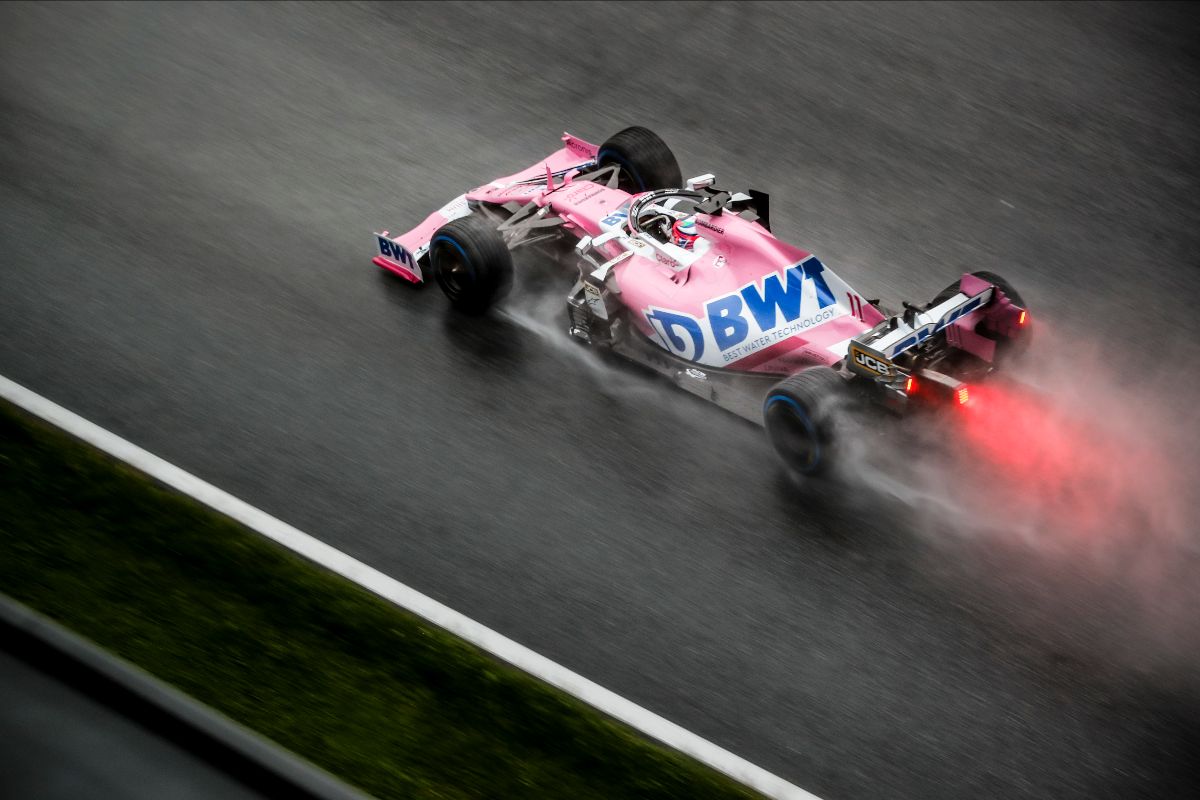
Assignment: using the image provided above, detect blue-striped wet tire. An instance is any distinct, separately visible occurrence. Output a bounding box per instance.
[597,127,683,194]
[430,215,513,314]
[763,367,847,477]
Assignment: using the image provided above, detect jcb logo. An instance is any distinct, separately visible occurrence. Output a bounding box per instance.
[853,348,890,376]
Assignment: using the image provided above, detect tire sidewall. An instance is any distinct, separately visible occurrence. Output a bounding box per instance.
[430,216,512,314]
[597,146,647,193]
[764,393,827,475]
[596,127,682,193]
[432,234,487,309]
[763,368,847,477]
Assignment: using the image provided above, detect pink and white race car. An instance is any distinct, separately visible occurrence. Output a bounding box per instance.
[373,127,1031,477]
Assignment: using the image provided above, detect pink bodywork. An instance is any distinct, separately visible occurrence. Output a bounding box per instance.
[606,214,886,374]
[384,134,994,375]
[372,252,420,284]
[380,134,602,267]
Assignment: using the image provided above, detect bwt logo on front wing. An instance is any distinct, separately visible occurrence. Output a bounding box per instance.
[376,236,418,270]
[644,257,840,365]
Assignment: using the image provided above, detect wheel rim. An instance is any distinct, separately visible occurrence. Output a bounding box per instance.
[598,148,645,193]
[765,396,821,472]
[443,252,469,294]
[434,241,473,299]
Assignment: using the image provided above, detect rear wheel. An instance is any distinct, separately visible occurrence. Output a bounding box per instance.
[930,270,1026,309]
[972,270,1025,308]
[430,215,513,314]
[597,127,682,194]
[763,367,848,477]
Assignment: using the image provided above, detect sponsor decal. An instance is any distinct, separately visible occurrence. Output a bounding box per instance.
[565,185,604,203]
[846,293,865,322]
[850,345,890,376]
[696,218,725,234]
[645,308,706,360]
[436,194,471,220]
[600,202,631,230]
[889,291,990,357]
[565,139,593,155]
[720,308,836,362]
[644,256,840,365]
[584,281,608,320]
[377,236,418,270]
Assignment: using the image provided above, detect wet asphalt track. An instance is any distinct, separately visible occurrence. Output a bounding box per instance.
[3,3,1200,799]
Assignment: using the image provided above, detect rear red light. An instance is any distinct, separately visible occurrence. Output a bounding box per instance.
[956,386,970,405]
[905,376,917,394]
[1018,310,1027,326]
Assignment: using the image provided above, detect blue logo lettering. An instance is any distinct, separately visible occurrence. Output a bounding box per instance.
[600,202,631,229]
[739,257,836,334]
[892,294,988,356]
[646,308,705,361]
[643,256,846,362]
[705,294,748,351]
[800,257,837,309]
[740,266,805,331]
[378,237,416,268]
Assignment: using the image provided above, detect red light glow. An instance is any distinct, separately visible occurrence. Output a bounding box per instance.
[906,376,917,394]
[923,323,1193,568]
[1018,310,1028,326]
[946,382,1136,536]
[956,386,970,405]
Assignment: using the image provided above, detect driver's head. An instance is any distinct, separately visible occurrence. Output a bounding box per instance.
[672,216,699,250]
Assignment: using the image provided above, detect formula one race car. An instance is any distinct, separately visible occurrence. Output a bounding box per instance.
[372,127,1030,477]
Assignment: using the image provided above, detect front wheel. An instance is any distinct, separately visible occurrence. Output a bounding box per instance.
[763,367,849,478]
[430,215,513,314]
[597,126,683,194]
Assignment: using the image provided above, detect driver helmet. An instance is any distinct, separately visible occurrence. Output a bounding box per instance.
[672,216,700,250]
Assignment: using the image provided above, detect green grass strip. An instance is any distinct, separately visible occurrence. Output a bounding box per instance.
[0,401,762,800]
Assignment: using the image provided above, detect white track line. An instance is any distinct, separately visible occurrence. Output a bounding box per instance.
[0,374,822,800]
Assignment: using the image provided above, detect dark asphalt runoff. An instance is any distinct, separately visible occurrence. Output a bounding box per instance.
[3,3,1199,799]
[0,649,265,800]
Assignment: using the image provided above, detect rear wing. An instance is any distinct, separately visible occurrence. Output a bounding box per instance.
[847,273,1010,382]
[872,285,995,360]
[846,272,1029,385]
